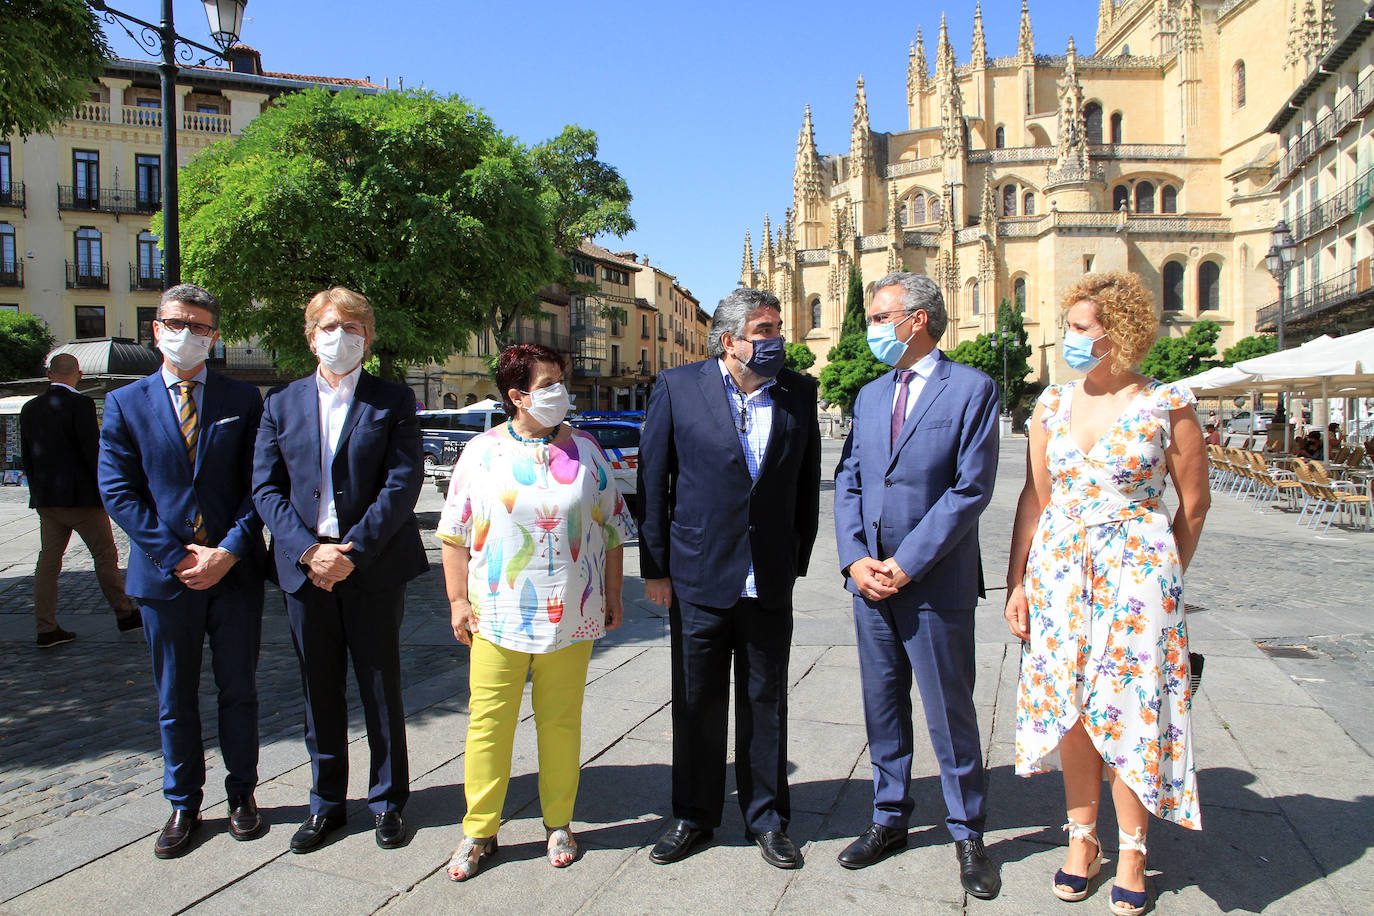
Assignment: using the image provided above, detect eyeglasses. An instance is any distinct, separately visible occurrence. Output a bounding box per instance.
[868,309,914,326]
[157,317,216,337]
[733,392,750,434]
[316,321,367,336]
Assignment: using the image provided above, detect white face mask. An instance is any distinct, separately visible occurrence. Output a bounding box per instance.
[157,326,213,371]
[314,327,366,375]
[521,382,571,429]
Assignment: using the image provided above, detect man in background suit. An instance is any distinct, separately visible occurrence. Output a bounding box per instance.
[253,286,426,853]
[99,284,267,858]
[833,272,1001,897]
[638,288,821,869]
[21,353,140,646]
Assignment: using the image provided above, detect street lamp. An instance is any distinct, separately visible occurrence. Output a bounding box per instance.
[996,325,1023,417]
[1264,219,1298,425]
[89,0,247,287]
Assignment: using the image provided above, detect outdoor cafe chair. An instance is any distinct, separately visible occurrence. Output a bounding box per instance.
[1244,451,1302,510]
[1304,462,1372,532]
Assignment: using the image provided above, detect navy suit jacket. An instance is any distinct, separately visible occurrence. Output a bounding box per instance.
[637,360,821,609]
[21,385,102,509]
[252,370,427,596]
[834,351,999,611]
[99,370,267,601]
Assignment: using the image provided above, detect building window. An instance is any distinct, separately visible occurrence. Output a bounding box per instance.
[137,231,162,285]
[0,304,18,313]
[911,194,927,224]
[1002,185,1017,216]
[1022,192,1035,215]
[1110,112,1123,144]
[1084,102,1103,145]
[930,195,942,224]
[73,150,99,203]
[571,256,594,277]
[0,223,14,273]
[135,154,160,209]
[196,103,220,114]
[1135,180,1155,214]
[640,348,649,373]
[75,305,105,339]
[971,282,981,315]
[1162,261,1184,311]
[137,306,157,346]
[994,126,1005,148]
[1233,61,1246,109]
[641,314,649,338]
[1198,261,1220,311]
[0,142,10,201]
[75,227,101,275]
[898,203,908,226]
[1112,185,1130,211]
[1013,277,1027,311]
[1160,185,1178,213]
[811,298,822,329]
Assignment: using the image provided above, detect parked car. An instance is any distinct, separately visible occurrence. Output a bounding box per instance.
[1224,410,1276,434]
[569,417,641,511]
[420,401,506,480]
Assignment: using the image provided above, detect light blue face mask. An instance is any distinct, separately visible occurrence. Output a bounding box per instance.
[1063,330,1107,371]
[867,313,915,367]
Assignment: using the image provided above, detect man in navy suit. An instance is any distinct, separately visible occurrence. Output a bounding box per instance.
[99,284,267,858]
[22,353,141,646]
[252,286,426,854]
[833,272,1001,897]
[638,288,821,869]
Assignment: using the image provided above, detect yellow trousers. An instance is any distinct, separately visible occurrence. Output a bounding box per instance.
[463,635,594,838]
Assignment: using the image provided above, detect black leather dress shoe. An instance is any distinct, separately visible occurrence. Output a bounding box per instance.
[649,820,713,864]
[375,811,406,849]
[837,822,907,869]
[116,612,143,632]
[227,795,265,841]
[955,837,1002,899]
[745,829,803,869]
[154,809,199,859]
[290,813,346,854]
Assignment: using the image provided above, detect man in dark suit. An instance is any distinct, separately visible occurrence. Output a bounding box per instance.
[638,288,821,869]
[21,353,141,646]
[833,272,1001,897]
[252,286,426,854]
[99,284,268,858]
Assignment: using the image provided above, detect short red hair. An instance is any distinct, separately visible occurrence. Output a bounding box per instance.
[495,344,564,415]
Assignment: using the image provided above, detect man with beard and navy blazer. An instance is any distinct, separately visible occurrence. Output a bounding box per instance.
[99,283,268,858]
[637,287,821,870]
[253,286,426,854]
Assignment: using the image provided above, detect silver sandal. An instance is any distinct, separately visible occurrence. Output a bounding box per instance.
[546,825,578,868]
[446,834,497,882]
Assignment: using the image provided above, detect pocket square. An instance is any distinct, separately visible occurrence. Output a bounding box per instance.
[214,415,242,426]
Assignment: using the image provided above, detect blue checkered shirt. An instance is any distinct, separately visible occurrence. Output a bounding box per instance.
[719,360,775,598]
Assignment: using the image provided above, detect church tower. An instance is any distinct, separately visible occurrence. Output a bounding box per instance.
[792,105,825,249]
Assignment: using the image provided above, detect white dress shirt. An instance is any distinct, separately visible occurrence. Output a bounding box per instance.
[160,364,208,419]
[315,366,361,537]
[891,347,941,421]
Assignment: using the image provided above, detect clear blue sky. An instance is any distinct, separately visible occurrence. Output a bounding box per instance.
[102,0,1082,316]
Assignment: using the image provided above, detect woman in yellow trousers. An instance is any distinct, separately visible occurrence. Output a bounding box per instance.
[437,344,632,881]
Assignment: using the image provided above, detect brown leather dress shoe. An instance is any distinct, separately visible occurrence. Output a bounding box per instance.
[228,795,265,841]
[154,809,199,859]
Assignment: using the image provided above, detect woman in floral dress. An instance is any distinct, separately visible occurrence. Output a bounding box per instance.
[437,343,633,881]
[1004,272,1211,916]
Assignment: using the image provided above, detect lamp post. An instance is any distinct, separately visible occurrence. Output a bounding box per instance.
[89,1,247,287]
[1264,220,1298,426]
[996,324,1023,418]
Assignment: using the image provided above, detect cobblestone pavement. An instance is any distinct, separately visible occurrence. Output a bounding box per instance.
[0,439,1370,914]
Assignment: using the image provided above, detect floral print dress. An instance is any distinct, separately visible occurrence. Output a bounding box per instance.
[1015,380,1201,829]
[437,428,634,654]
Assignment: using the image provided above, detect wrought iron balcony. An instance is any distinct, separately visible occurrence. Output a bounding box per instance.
[57,185,160,215]
[65,261,110,289]
[511,325,571,352]
[129,262,164,291]
[1290,165,1374,241]
[0,259,22,288]
[1256,265,1370,331]
[207,346,277,370]
[0,181,23,210]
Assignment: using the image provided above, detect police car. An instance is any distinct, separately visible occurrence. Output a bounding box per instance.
[569,416,642,511]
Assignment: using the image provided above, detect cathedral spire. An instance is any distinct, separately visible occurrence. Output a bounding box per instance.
[1055,36,1088,173]
[907,29,929,104]
[1018,0,1035,63]
[1097,0,1114,43]
[936,12,955,83]
[850,76,874,183]
[761,213,774,269]
[741,230,754,280]
[971,3,987,68]
[793,105,823,212]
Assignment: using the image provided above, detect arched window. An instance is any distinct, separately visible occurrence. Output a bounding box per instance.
[1160,185,1178,213]
[1135,180,1156,214]
[1002,185,1017,216]
[1022,192,1036,215]
[1234,61,1246,109]
[971,281,981,315]
[910,194,927,224]
[1163,261,1185,311]
[1110,112,1123,144]
[443,393,458,409]
[1084,102,1103,145]
[995,125,1006,148]
[930,195,943,224]
[1113,185,1130,211]
[1014,276,1027,311]
[810,298,822,329]
[1198,261,1221,311]
[898,203,908,226]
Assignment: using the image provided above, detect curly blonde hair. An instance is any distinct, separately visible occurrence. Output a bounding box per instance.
[1061,271,1158,374]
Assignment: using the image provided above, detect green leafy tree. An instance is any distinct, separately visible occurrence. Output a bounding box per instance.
[946,299,1033,412]
[840,264,866,337]
[820,263,885,412]
[0,311,54,380]
[1221,333,1278,365]
[532,126,634,250]
[0,0,109,139]
[784,341,815,373]
[171,89,565,380]
[1140,319,1221,382]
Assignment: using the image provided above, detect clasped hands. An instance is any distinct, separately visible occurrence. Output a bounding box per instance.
[849,557,910,602]
[301,541,355,592]
[173,544,239,590]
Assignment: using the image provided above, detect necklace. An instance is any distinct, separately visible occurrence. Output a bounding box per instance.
[507,419,560,445]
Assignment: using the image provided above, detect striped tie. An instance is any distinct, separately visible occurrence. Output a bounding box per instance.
[175,381,208,544]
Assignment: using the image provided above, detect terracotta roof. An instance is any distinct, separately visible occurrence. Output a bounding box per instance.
[261,71,382,88]
[576,239,642,271]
